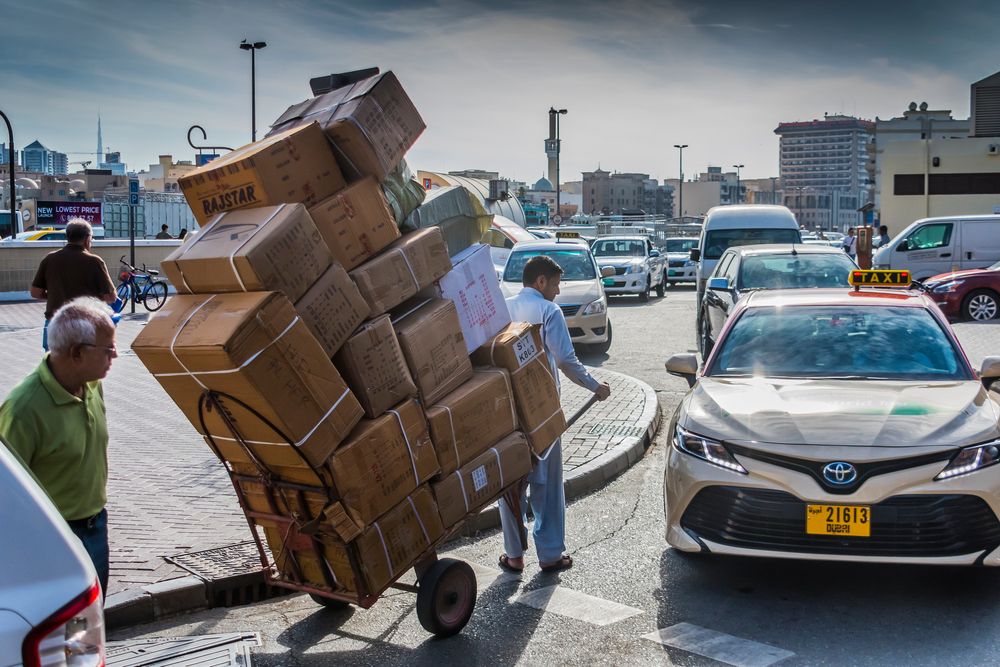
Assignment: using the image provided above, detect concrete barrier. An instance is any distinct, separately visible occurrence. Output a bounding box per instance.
[0,240,180,294]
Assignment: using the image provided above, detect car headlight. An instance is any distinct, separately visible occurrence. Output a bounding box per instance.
[673,426,747,474]
[931,280,962,294]
[684,260,696,267]
[625,264,640,274]
[582,297,606,315]
[935,441,1000,480]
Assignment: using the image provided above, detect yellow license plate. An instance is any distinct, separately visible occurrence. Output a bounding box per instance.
[806,504,871,537]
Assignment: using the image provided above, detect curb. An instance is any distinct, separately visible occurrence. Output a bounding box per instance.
[105,369,662,630]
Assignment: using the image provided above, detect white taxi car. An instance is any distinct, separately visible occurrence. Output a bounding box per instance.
[500,234,613,353]
[663,270,1000,565]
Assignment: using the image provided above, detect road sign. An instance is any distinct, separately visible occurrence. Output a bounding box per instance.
[129,193,139,206]
[552,214,563,225]
[128,178,139,195]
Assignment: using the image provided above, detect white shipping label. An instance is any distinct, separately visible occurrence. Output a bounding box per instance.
[471,465,489,492]
[513,333,539,367]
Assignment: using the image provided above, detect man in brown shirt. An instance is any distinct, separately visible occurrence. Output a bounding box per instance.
[30,219,117,350]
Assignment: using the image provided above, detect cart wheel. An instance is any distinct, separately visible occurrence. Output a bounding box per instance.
[309,593,350,610]
[416,558,477,637]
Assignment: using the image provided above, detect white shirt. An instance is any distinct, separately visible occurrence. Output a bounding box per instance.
[843,235,857,256]
[506,287,600,393]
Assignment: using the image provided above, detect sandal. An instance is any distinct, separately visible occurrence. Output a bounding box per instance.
[540,555,573,572]
[498,554,524,573]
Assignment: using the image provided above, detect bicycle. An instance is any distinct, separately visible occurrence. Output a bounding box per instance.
[116,256,169,313]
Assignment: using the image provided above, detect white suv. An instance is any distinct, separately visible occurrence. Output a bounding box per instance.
[591,235,666,301]
[0,444,105,666]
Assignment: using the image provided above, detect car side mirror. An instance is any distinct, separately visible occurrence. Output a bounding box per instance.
[707,277,730,291]
[689,248,701,262]
[665,353,699,387]
[649,249,660,258]
[897,240,909,252]
[980,356,1000,389]
[601,266,615,278]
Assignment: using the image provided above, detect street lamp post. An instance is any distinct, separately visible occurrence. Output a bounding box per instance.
[549,107,567,222]
[239,39,267,142]
[673,144,687,219]
[732,164,744,204]
[0,109,14,236]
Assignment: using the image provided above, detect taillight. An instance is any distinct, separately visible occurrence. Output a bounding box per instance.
[118,271,130,282]
[22,580,105,667]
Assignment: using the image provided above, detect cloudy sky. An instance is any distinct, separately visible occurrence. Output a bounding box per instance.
[2,0,997,183]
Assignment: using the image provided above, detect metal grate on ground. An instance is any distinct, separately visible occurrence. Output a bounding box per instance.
[106,632,260,666]
[165,541,269,581]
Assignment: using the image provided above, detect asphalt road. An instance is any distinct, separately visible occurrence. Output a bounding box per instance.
[110,285,1000,666]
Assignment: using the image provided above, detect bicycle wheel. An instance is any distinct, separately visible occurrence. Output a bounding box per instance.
[142,281,168,312]
[115,282,131,313]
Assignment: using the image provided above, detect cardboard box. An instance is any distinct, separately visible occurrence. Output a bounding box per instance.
[472,322,567,454]
[350,228,452,316]
[403,185,491,257]
[334,315,416,418]
[179,122,346,225]
[307,176,401,271]
[161,204,332,302]
[436,244,511,354]
[327,398,439,530]
[392,298,473,406]
[131,292,364,470]
[269,72,425,181]
[432,431,532,529]
[424,369,518,476]
[261,484,443,596]
[295,263,370,358]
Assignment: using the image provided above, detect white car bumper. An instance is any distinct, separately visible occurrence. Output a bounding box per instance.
[602,273,649,294]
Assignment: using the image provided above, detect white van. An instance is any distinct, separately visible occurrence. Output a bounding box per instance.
[873,215,1000,281]
[692,205,802,303]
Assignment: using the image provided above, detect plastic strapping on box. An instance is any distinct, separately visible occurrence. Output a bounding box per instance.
[395,247,420,291]
[167,295,218,390]
[387,408,419,485]
[389,297,432,326]
[407,496,431,546]
[225,203,287,291]
[489,369,517,428]
[373,521,395,581]
[455,469,470,513]
[442,405,461,470]
[171,213,226,293]
[491,447,505,488]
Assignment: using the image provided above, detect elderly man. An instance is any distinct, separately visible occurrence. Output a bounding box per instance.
[30,218,117,350]
[0,297,118,595]
[498,255,611,573]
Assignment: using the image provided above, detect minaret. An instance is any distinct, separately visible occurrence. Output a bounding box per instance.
[97,114,103,165]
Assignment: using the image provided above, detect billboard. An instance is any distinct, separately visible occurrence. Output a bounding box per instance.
[35,201,102,227]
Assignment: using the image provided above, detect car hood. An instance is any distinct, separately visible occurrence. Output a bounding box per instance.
[595,256,643,267]
[500,280,603,306]
[925,269,996,285]
[680,377,999,456]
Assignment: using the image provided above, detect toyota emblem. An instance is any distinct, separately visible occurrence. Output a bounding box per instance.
[822,461,858,486]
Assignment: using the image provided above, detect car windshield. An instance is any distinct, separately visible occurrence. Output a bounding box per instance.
[703,228,801,260]
[592,239,646,257]
[988,260,1000,270]
[739,253,855,290]
[709,305,970,380]
[503,249,597,282]
[666,239,698,253]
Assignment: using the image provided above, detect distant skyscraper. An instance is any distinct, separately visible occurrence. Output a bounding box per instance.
[21,140,68,175]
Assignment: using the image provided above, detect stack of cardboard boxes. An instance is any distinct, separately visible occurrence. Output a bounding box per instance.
[131,71,567,599]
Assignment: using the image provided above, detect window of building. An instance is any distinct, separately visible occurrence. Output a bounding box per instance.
[929,173,1000,195]
[894,174,925,195]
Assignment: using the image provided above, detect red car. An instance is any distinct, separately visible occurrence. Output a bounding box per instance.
[924,261,1000,321]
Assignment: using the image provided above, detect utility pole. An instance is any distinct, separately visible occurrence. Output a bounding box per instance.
[732,164,744,205]
[548,107,567,223]
[1,110,15,237]
[239,39,267,142]
[673,144,687,219]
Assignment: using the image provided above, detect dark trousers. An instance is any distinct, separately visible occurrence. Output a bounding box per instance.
[68,508,109,598]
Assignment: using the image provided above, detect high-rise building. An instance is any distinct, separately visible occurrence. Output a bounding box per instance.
[0,143,15,167]
[20,140,68,176]
[582,169,650,214]
[774,114,874,230]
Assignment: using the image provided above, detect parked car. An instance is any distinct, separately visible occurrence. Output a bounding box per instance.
[874,215,1000,281]
[591,235,666,301]
[500,237,613,353]
[663,237,699,284]
[482,216,537,277]
[691,205,802,304]
[0,443,105,666]
[698,245,857,356]
[924,260,1000,321]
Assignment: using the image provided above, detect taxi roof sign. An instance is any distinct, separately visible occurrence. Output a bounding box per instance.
[556,231,581,240]
[849,269,911,288]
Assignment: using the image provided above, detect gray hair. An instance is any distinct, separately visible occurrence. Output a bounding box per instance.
[65,219,93,244]
[48,297,114,354]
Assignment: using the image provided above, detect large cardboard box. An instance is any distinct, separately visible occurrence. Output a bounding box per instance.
[179,122,346,225]
[161,204,332,302]
[269,72,425,181]
[307,176,401,271]
[433,431,532,529]
[473,322,567,455]
[261,484,443,596]
[131,292,364,469]
[350,228,452,316]
[392,298,473,406]
[295,263,370,358]
[436,244,511,354]
[334,315,416,418]
[327,398,439,531]
[424,369,518,476]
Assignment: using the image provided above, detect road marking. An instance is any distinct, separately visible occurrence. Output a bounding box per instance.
[642,622,794,667]
[467,561,521,588]
[516,585,643,626]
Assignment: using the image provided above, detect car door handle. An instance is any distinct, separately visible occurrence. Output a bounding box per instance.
[940,253,951,258]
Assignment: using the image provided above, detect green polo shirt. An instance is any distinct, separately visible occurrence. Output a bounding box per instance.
[0,355,108,521]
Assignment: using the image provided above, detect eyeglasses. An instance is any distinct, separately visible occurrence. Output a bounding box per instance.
[81,343,118,357]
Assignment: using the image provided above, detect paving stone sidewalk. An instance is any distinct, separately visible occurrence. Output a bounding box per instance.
[0,301,659,602]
